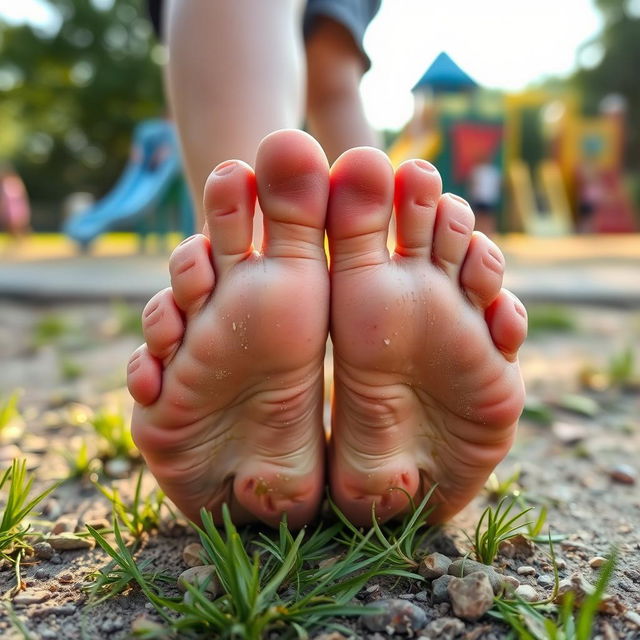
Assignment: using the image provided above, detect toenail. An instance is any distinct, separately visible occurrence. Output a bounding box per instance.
[213,160,237,176]
[178,234,197,247]
[446,193,470,207]
[414,159,437,173]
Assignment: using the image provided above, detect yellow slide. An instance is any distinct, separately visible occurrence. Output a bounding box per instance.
[387,130,441,168]
[507,160,572,234]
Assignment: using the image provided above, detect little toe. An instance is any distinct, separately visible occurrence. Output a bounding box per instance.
[432,193,475,278]
[142,288,185,362]
[460,232,505,308]
[485,289,528,361]
[327,146,395,271]
[168,234,215,315]
[204,160,256,275]
[127,345,162,406]
[256,129,329,260]
[393,159,442,259]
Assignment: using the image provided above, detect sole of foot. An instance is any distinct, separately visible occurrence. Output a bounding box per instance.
[127,130,331,528]
[327,149,527,526]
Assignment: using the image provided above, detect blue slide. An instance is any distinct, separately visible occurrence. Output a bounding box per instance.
[64,119,194,248]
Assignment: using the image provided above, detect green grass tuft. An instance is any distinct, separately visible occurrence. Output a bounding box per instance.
[89,407,137,460]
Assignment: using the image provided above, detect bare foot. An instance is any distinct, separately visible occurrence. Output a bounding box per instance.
[327,149,527,525]
[127,130,330,528]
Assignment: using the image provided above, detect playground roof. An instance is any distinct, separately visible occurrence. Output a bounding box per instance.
[412,51,478,93]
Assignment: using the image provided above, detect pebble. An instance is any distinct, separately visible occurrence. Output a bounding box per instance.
[502,575,520,594]
[182,542,206,568]
[313,633,348,640]
[447,572,494,621]
[625,611,640,628]
[517,565,536,576]
[13,590,51,605]
[101,617,125,633]
[398,593,415,600]
[498,534,536,559]
[58,572,74,584]
[177,566,220,596]
[52,516,77,535]
[84,517,110,531]
[431,574,455,603]
[608,464,637,485]
[48,533,94,551]
[42,499,62,521]
[105,457,132,479]
[414,591,428,602]
[361,599,428,634]
[515,584,539,602]
[419,552,452,579]
[420,616,466,639]
[50,554,63,565]
[39,604,76,617]
[537,575,555,588]
[34,568,49,580]
[448,558,504,595]
[0,444,23,462]
[589,556,608,569]
[33,541,54,560]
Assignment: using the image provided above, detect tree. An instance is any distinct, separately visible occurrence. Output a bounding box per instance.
[572,0,640,168]
[0,0,164,228]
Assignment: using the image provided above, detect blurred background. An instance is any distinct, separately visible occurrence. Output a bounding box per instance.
[0,0,638,241]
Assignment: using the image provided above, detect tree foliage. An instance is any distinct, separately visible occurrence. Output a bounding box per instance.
[0,0,164,227]
[572,0,640,167]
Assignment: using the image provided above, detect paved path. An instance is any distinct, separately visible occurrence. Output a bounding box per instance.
[1,235,639,307]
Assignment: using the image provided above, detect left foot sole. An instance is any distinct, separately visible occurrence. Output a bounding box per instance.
[127,130,330,528]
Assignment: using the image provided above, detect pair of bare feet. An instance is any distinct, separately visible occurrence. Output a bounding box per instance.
[126,130,526,529]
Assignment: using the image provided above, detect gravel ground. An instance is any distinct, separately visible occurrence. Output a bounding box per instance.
[0,300,638,639]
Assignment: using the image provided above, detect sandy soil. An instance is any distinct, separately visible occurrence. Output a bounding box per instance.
[0,299,638,639]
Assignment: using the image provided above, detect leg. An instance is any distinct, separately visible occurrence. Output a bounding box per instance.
[305,16,379,162]
[327,152,527,525]
[128,131,330,528]
[165,0,306,230]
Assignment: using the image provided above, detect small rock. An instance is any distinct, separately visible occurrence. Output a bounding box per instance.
[182,542,206,568]
[414,591,428,602]
[499,534,536,559]
[502,575,520,594]
[177,566,220,596]
[609,464,636,485]
[50,554,63,565]
[537,575,555,588]
[40,604,76,617]
[42,499,62,521]
[625,611,640,628]
[555,573,617,612]
[313,633,348,640]
[555,558,567,570]
[420,616,465,639]
[398,593,415,600]
[83,517,110,531]
[515,584,539,602]
[589,556,608,569]
[48,533,94,551]
[32,541,54,560]
[361,598,428,634]
[13,590,51,605]
[552,421,589,444]
[105,457,132,479]
[517,565,536,576]
[362,583,382,602]
[419,552,452,579]
[52,516,77,535]
[447,572,494,621]
[431,574,455,603]
[0,444,23,462]
[34,568,49,580]
[58,572,74,584]
[448,558,504,595]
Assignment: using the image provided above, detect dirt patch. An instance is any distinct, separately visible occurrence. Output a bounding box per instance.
[0,300,638,639]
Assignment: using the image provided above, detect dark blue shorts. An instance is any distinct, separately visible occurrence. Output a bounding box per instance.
[146,0,381,70]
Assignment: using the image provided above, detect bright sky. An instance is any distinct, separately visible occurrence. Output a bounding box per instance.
[0,0,604,131]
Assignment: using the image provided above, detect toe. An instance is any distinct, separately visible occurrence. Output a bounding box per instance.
[168,234,215,315]
[127,345,162,406]
[393,159,442,259]
[485,289,528,361]
[460,232,505,308]
[327,146,394,271]
[142,288,185,362]
[204,160,256,275]
[432,194,475,278]
[255,129,329,260]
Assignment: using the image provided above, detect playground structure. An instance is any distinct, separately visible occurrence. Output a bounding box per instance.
[64,119,194,250]
[388,52,637,234]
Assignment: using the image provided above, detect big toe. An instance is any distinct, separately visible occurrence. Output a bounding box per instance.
[327,146,395,271]
[256,129,329,259]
